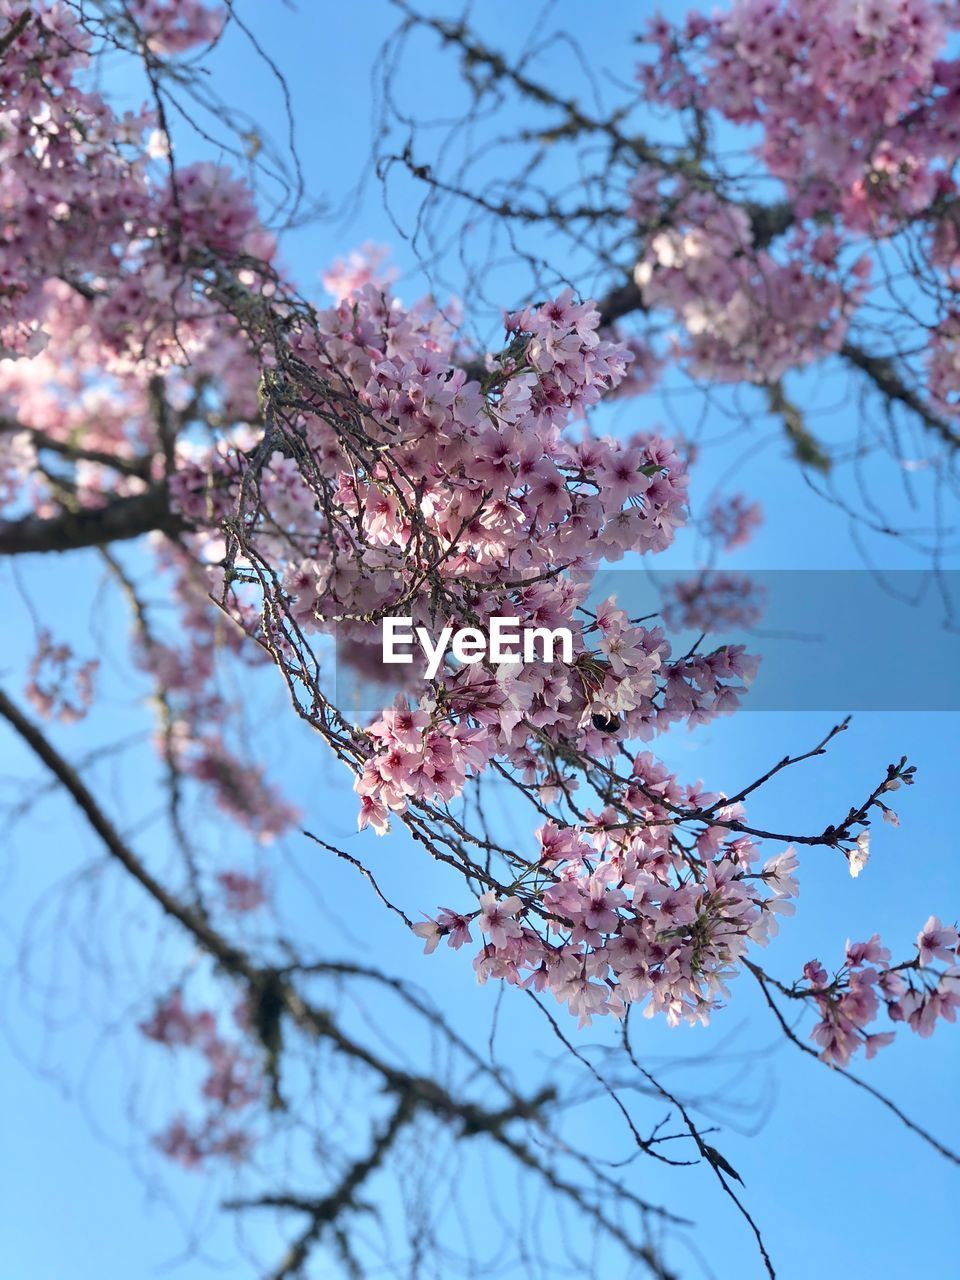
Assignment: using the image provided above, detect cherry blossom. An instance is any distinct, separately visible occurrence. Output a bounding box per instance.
[0,9,954,1193]
[635,0,960,409]
[799,918,959,1065]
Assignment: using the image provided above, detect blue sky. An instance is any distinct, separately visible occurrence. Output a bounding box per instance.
[0,3,958,1278]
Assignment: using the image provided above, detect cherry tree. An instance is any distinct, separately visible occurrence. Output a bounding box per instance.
[380,0,960,547]
[0,3,956,1278]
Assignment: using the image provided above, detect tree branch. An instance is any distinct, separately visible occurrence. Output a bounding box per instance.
[0,419,152,478]
[840,340,960,449]
[0,686,675,1276]
[0,485,184,554]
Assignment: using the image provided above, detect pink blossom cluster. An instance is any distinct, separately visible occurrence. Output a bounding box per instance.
[800,916,960,1066]
[0,4,140,359]
[321,241,397,302]
[639,1,947,221]
[635,0,960,408]
[0,3,272,377]
[357,698,493,832]
[660,572,766,634]
[127,0,226,54]
[633,186,869,382]
[200,276,718,838]
[139,989,261,1168]
[133,636,300,845]
[604,329,664,399]
[216,870,269,913]
[130,544,300,846]
[354,596,758,835]
[24,629,97,723]
[416,798,800,1029]
[704,493,763,552]
[154,1116,252,1167]
[0,3,952,1067]
[0,3,749,878]
[159,161,275,263]
[186,733,300,844]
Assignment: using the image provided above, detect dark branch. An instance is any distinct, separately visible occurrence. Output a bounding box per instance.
[0,485,184,554]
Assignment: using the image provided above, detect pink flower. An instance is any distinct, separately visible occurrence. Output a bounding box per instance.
[917,916,959,967]
[864,1031,896,1060]
[412,917,443,954]
[477,892,523,949]
[437,909,473,949]
[763,846,799,898]
[848,832,870,878]
[845,934,891,969]
[216,871,268,913]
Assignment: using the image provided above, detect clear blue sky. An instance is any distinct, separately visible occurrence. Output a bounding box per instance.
[0,4,957,1278]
